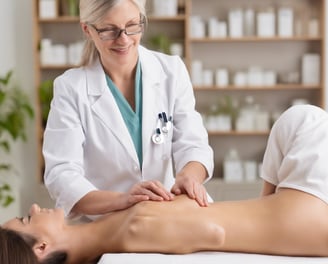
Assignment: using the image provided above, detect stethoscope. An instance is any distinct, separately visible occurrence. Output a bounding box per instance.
[152,112,173,145]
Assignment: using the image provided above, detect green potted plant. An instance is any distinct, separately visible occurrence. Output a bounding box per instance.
[0,70,34,208]
[148,34,172,54]
[61,0,79,16]
[68,0,79,16]
[39,79,54,127]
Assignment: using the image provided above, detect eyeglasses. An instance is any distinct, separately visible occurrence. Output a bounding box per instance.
[88,17,145,41]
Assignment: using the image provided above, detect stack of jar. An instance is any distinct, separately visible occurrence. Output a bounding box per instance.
[235,96,270,132]
[189,6,319,39]
[40,38,84,66]
[223,148,260,183]
[203,96,271,132]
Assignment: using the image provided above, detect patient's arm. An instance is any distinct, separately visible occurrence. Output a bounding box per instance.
[261,181,276,196]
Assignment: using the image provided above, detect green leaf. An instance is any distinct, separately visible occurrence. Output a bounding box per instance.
[0,70,34,208]
[0,91,5,104]
[22,103,35,118]
[0,183,11,191]
[0,140,10,152]
[0,164,12,171]
[1,195,14,207]
[0,70,12,86]
[0,183,14,207]
[39,80,54,124]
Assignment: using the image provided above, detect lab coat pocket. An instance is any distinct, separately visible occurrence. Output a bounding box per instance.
[152,128,173,161]
[162,128,173,161]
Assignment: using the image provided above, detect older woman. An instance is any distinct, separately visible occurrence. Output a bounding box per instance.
[3,105,328,264]
[43,0,214,223]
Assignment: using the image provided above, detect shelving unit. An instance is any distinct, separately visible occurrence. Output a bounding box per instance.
[188,0,325,198]
[33,0,82,174]
[33,0,325,200]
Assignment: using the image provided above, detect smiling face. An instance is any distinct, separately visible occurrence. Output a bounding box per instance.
[81,0,143,71]
[3,204,66,241]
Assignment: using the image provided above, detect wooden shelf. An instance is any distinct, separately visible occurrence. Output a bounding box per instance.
[148,15,186,21]
[194,84,322,91]
[38,16,79,23]
[208,131,270,136]
[205,178,263,201]
[40,64,79,70]
[190,36,323,43]
[189,0,325,185]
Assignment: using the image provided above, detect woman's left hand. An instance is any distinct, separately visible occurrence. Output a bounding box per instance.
[171,161,209,207]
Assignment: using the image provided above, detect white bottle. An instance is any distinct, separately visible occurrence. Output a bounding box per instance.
[244,8,255,36]
[244,160,258,182]
[190,16,206,38]
[215,68,229,87]
[302,53,320,85]
[257,7,275,37]
[229,9,243,38]
[223,148,243,182]
[254,104,270,131]
[153,0,177,16]
[236,95,256,131]
[191,60,203,86]
[278,7,294,37]
[208,17,220,38]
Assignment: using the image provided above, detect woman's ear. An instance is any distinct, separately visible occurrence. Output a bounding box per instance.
[33,241,50,260]
[81,22,91,37]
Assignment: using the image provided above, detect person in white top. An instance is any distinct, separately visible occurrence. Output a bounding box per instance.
[42,0,213,221]
[261,104,328,203]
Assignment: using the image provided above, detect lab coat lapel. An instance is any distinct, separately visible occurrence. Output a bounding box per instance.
[87,61,139,164]
[139,47,166,165]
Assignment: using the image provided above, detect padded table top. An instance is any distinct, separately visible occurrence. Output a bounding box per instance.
[98,252,328,264]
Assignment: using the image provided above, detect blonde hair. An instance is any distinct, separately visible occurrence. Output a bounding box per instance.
[79,0,147,66]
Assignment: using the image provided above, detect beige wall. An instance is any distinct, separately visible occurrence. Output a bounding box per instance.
[326,1,328,109]
[0,0,327,220]
[0,0,54,222]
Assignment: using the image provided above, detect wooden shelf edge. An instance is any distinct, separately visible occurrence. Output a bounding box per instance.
[38,16,79,23]
[208,131,270,136]
[190,36,323,43]
[40,64,80,70]
[148,15,186,21]
[206,178,263,186]
[194,84,322,91]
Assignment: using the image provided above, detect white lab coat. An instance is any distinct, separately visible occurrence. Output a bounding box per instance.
[43,46,213,217]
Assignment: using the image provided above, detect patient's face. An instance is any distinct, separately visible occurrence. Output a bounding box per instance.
[3,204,65,239]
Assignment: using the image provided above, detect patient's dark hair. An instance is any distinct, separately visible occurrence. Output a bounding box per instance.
[0,226,67,264]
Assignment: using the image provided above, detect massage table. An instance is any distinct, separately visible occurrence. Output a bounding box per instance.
[98,252,328,263]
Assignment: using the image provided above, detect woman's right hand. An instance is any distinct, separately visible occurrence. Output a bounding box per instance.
[72,181,174,215]
[122,180,174,208]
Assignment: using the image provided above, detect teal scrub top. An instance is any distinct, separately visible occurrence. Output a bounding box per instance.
[106,60,143,167]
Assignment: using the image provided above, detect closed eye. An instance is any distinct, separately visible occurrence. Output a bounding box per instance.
[16,215,31,224]
[16,217,24,223]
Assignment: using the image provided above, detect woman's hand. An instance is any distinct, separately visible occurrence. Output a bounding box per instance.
[171,161,209,207]
[127,180,174,202]
[72,181,174,215]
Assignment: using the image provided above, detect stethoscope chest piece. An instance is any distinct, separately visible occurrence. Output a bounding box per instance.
[152,128,164,144]
[152,112,172,145]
